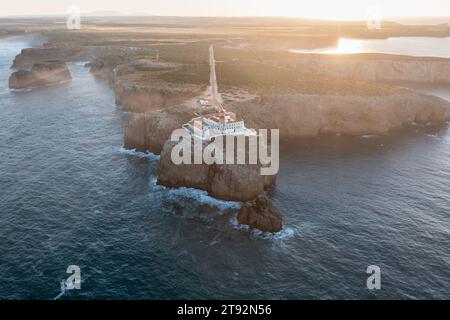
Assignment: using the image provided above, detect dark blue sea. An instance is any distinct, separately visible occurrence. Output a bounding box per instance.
[0,37,449,299]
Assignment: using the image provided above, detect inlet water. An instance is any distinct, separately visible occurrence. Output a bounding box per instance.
[291,37,450,58]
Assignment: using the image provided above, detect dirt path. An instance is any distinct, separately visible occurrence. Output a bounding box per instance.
[209,45,222,106]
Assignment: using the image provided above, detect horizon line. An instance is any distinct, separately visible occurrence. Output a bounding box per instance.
[1,13,450,21]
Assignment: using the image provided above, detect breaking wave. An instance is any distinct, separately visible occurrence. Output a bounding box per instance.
[9,80,71,92]
[360,134,378,139]
[426,134,441,139]
[53,280,66,300]
[230,217,295,240]
[72,61,91,67]
[115,146,160,161]
[9,87,32,92]
[154,179,241,211]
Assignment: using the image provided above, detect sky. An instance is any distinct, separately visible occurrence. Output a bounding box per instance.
[1,0,449,20]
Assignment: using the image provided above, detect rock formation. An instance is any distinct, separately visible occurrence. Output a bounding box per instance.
[157,139,277,202]
[12,46,90,69]
[229,92,450,137]
[124,90,450,155]
[124,104,208,153]
[9,60,72,89]
[279,55,450,84]
[237,195,283,233]
[11,45,151,69]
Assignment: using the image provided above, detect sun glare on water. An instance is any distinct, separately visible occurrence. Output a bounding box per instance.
[290,38,366,55]
[320,38,364,54]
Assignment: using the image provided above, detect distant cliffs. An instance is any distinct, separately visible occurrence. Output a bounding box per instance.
[114,81,200,113]
[229,92,450,137]
[279,55,450,84]
[12,47,90,69]
[123,91,450,156]
[9,60,71,89]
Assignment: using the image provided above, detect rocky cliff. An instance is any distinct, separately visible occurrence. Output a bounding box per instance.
[124,90,450,155]
[9,60,72,89]
[280,55,450,84]
[157,139,276,202]
[124,104,209,153]
[157,138,281,232]
[229,91,450,137]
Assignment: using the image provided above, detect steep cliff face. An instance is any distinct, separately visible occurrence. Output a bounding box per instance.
[157,138,281,232]
[124,90,450,155]
[157,139,277,202]
[280,57,450,84]
[229,92,450,137]
[9,60,72,89]
[124,104,204,153]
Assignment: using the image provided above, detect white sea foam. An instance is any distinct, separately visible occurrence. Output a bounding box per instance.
[53,280,66,300]
[426,134,441,139]
[155,177,241,210]
[9,87,32,92]
[150,174,240,210]
[150,176,158,187]
[166,187,241,210]
[115,146,160,161]
[230,217,295,240]
[9,79,71,92]
[251,227,295,240]
[360,134,377,139]
[73,61,90,67]
[53,276,87,300]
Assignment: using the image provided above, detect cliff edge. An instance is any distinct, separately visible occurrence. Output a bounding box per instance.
[9,60,72,89]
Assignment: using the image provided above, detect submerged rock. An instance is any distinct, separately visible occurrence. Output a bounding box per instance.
[238,195,283,233]
[9,60,71,89]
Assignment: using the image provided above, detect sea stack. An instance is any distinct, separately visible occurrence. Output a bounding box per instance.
[237,195,283,233]
[9,60,72,89]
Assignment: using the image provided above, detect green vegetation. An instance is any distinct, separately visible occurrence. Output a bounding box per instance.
[216,46,450,63]
[132,63,209,87]
[14,18,446,97]
[217,61,403,96]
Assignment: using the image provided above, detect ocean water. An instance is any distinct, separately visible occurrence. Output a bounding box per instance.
[291,37,450,58]
[0,37,449,300]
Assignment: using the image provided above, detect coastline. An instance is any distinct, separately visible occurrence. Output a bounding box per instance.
[1,17,450,300]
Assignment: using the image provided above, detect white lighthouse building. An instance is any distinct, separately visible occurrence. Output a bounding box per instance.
[183,105,256,141]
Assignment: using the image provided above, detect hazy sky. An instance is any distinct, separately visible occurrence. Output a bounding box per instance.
[1,0,449,19]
